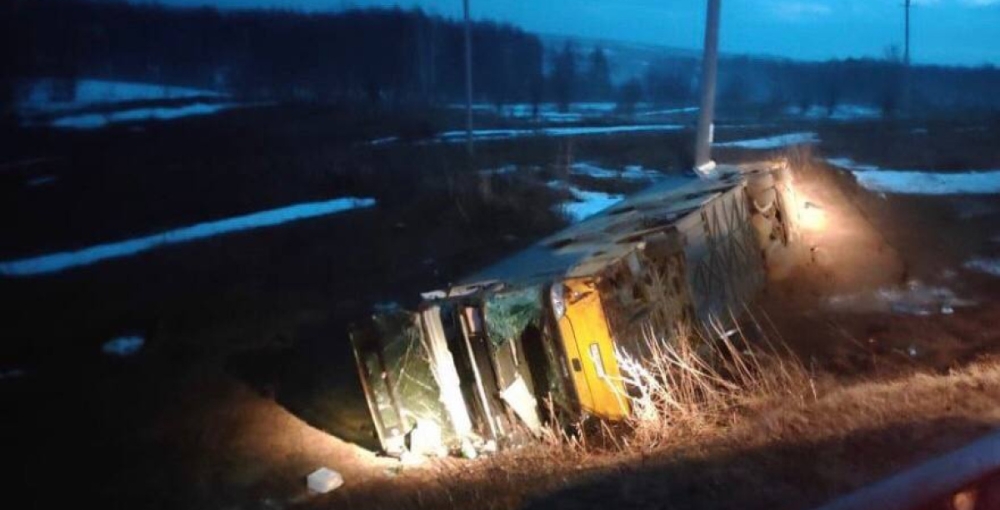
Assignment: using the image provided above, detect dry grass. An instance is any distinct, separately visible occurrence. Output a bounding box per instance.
[614,319,812,450]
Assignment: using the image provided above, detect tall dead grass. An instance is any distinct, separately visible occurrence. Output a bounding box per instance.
[612,315,812,450]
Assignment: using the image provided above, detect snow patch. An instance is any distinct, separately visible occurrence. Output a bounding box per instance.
[786,104,881,121]
[636,106,699,117]
[50,103,237,129]
[0,197,376,277]
[102,335,145,357]
[715,132,819,149]
[965,258,1000,277]
[438,124,685,142]
[570,162,695,188]
[828,158,1000,195]
[548,180,623,223]
[372,124,686,145]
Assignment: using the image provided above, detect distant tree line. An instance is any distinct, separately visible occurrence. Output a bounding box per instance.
[4,0,999,120]
[7,0,548,108]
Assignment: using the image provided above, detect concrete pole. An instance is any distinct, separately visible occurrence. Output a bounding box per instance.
[904,0,911,66]
[694,0,721,177]
[463,0,474,157]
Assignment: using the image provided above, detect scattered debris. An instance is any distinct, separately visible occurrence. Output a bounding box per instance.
[102,335,145,357]
[306,468,343,494]
[407,420,447,458]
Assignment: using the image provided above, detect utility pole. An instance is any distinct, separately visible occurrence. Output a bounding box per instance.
[693,0,721,177]
[904,0,911,66]
[903,0,912,114]
[463,0,474,157]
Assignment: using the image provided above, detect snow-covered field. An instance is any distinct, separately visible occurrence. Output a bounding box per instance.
[17,78,221,113]
[15,78,238,129]
[715,132,820,150]
[829,158,1000,195]
[0,197,376,277]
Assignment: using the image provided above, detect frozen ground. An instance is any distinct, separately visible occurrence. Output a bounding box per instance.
[828,158,1000,195]
[0,197,376,277]
[715,132,820,149]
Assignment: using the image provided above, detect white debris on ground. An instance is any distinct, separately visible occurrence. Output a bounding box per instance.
[548,180,624,223]
[0,197,377,277]
[965,258,1000,277]
[306,468,344,494]
[714,132,819,149]
[102,335,145,357]
[16,78,221,114]
[824,280,975,316]
[828,158,1000,195]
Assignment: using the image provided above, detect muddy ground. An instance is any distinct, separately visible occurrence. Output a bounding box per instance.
[3,106,1000,509]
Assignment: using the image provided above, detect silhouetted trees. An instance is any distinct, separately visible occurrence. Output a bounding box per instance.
[583,47,613,102]
[551,42,577,112]
[10,0,545,108]
[617,78,643,114]
[8,0,1000,116]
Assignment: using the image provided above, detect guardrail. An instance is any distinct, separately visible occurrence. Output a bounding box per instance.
[812,429,1000,510]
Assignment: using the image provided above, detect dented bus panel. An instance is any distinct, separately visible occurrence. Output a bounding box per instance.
[351,163,798,455]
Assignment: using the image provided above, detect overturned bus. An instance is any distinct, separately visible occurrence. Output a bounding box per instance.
[350,162,799,457]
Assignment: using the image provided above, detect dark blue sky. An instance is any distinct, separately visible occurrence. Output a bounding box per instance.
[158,0,1000,66]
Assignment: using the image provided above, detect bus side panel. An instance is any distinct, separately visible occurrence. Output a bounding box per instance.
[556,279,629,420]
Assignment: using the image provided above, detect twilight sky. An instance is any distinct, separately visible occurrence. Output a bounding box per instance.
[156,0,1000,66]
